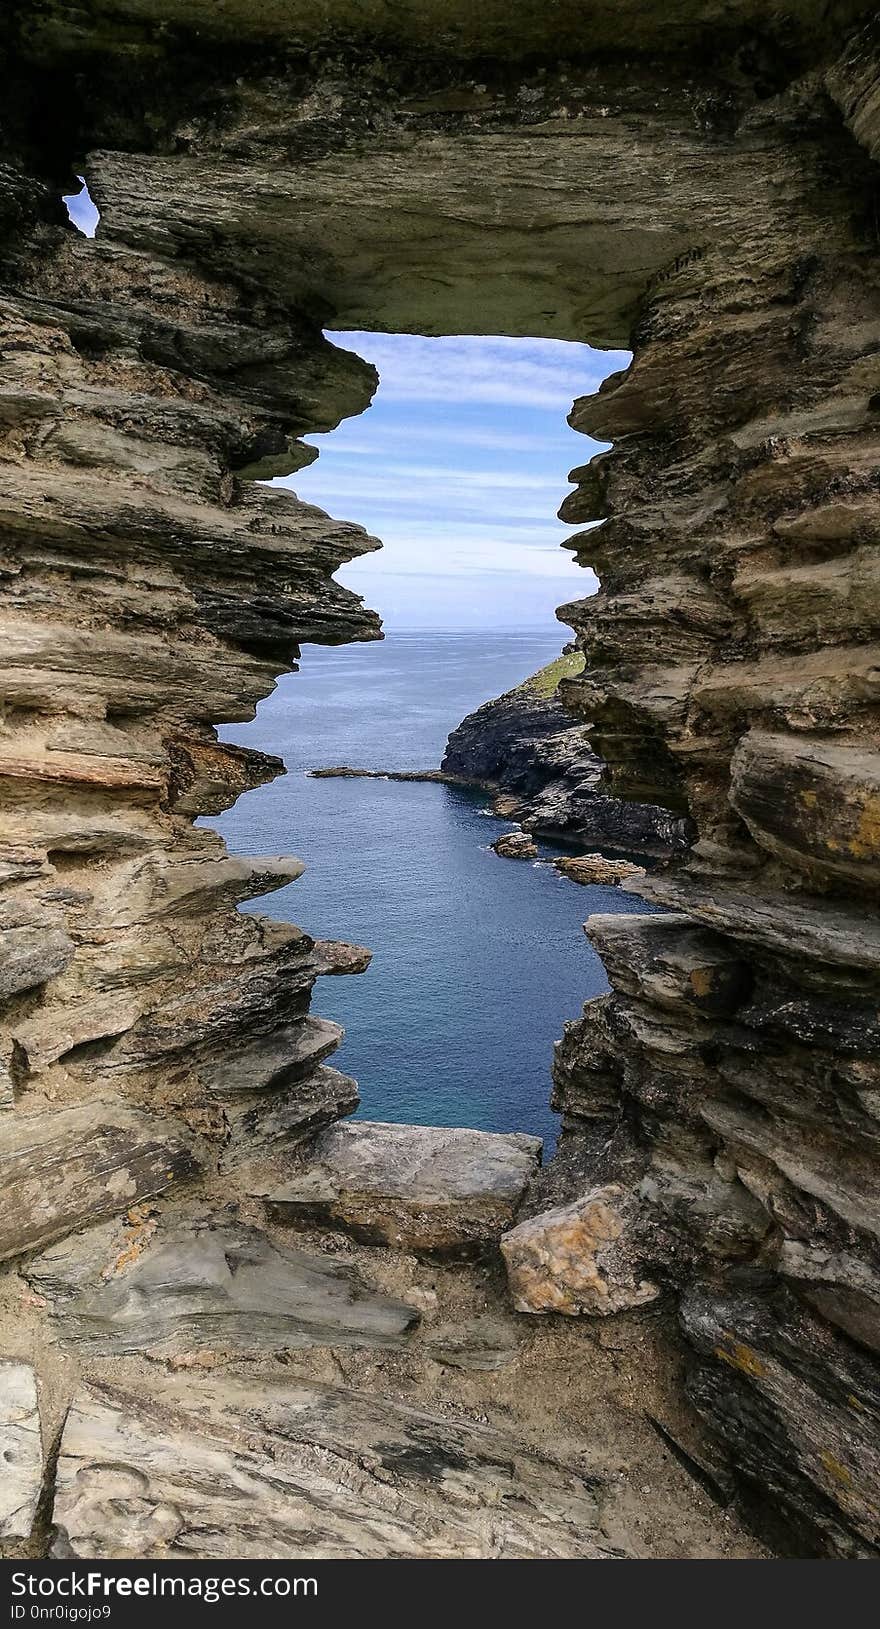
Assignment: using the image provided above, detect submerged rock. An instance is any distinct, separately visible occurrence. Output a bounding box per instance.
[501,1184,660,1316]
[267,1119,542,1253]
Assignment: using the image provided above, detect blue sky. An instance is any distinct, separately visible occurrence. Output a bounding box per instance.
[63,178,100,236]
[62,181,624,636]
[290,332,625,633]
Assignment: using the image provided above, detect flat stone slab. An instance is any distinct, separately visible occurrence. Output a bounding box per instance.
[267,1120,542,1253]
[204,1015,343,1099]
[220,1063,359,1172]
[0,1362,42,1539]
[51,1371,611,1559]
[26,1213,419,1357]
[0,1102,198,1262]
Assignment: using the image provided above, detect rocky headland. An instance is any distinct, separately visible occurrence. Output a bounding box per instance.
[441,650,691,859]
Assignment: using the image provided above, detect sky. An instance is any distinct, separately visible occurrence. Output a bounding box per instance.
[289,333,625,634]
[62,180,625,636]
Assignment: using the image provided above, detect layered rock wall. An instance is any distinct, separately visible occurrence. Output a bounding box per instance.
[553,34,880,1554]
[0,169,385,1218]
[1,0,879,1558]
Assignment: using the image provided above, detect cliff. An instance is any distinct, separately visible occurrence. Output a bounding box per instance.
[441,652,691,857]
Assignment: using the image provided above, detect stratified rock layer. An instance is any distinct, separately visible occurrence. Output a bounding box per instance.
[0,1362,41,1540]
[26,1213,420,1356]
[1,0,879,1559]
[51,1372,610,1560]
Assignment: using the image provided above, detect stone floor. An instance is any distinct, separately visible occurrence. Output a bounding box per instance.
[0,1177,766,1559]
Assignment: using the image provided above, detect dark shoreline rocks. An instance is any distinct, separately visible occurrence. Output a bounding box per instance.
[441,654,692,859]
[308,766,451,782]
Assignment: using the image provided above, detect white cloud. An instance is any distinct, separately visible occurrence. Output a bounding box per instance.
[312,425,595,457]
[338,523,599,585]
[328,331,629,411]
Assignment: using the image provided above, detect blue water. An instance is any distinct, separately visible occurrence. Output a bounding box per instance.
[209,633,648,1149]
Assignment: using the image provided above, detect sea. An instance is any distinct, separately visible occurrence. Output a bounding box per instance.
[208,631,650,1151]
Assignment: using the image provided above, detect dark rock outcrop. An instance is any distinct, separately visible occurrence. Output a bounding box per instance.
[441,655,691,857]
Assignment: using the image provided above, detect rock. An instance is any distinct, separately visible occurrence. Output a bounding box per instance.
[311,939,372,976]
[26,1213,419,1356]
[202,1015,343,1099]
[730,729,880,887]
[585,912,752,1019]
[442,653,690,858]
[425,1314,523,1371]
[221,1063,359,1172]
[0,895,74,1000]
[267,1120,542,1253]
[2,2,880,1561]
[554,853,644,887]
[551,998,625,1123]
[0,1102,198,1262]
[501,1184,660,1316]
[492,793,521,818]
[682,1281,880,1559]
[492,830,538,860]
[0,1361,41,1540]
[51,1371,610,1559]
[308,766,446,782]
[776,1238,880,1354]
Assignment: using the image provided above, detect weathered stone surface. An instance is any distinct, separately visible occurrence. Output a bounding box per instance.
[268,1120,542,1253]
[51,1370,611,1560]
[27,1214,419,1356]
[221,1063,359,1172]
[683,1282,880,1559]
[554,854,644,887]
[0,1362,41,1540]
[730,730,880,886]
[424,1313,522,1371]
[491,829,538,860]
[776,1239,880,1355]
[501,1184,660,1316]
[1,0,879,1560]
[203,1016,344,1099]
[311,939,372,976]
[586,913,752,1020]
[0,897,73,1001]
[0,1103,198,1261]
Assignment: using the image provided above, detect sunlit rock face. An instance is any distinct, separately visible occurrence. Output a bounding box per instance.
[0,0,878,1558]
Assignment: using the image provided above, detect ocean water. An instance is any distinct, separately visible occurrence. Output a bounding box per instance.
[208,632,650,1150]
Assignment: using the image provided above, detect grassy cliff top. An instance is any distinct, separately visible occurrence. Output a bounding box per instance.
[522,650,585,699]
